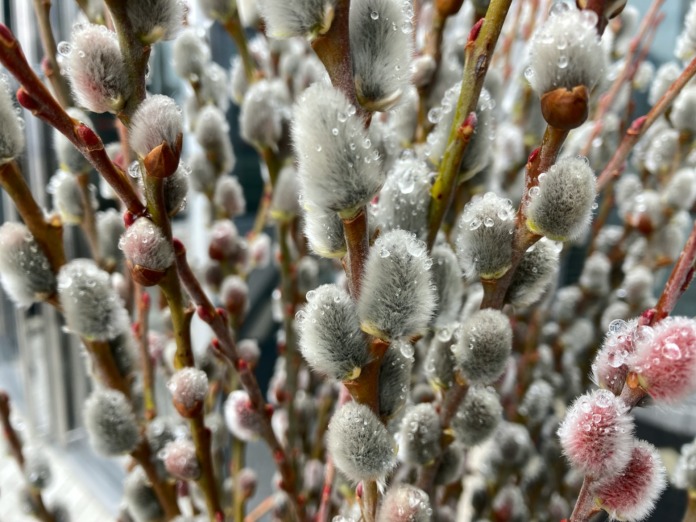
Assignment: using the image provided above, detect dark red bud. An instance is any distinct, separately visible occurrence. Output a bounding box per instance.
[16,87,40,112]
[468,18,484,43]
[123,211,137,227]
[76,123,102,151]
[172,237,186,256]
[0,23,16,46]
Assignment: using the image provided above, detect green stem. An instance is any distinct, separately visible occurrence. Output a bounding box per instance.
[223,13,256,83]
[426,0,513,248]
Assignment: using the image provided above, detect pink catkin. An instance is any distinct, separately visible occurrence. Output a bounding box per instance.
[592,319,639,395]
[630,316,696,403]
[594,440,666,521]
[557,389,634,479]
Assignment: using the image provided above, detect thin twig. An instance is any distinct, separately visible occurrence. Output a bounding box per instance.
[135,288,156,421]
[0,161,66,274]
[596,54,696,190]
[426,0,513,248]
[0,24,146,216]
[0,391,56,522]
[32,0,72,108]
[173,240,302,516]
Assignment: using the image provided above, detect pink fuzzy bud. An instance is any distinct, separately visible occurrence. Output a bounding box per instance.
[592,319,639,395]
[129,95,183,159]
[224,390,264,441]
[593,440,666,521]
[167,368,209,418]
[237,339,261,368]
[378,485,432,522]
[238,468,258,499]
[63,24,131,113]
[557,389,634,479]
[119,218,175,286]
[208,220,240,261]
[629,316,696,403]
[161,438,201,481]
[220,275,249,320]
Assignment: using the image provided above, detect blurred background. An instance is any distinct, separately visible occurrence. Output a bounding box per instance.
[0,0,694,520]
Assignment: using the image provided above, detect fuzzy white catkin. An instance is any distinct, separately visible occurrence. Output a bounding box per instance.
[271,166,301,221]
[261,0,337,39]
[526,4,605,95]
[676,0,696,62]
[507,239,560,307]
[57,259,129,340]
[664,168,696,211]
[358,229,436,339]
[526,156,596,241]
[224,390,264,441]
[172,28,211,81]
[378,485,432,522]
[297,284,370,381]
[0,78,25,163]
[198,0,237,21]
[373,154,432,240]
[455,192,515,280]
[124,0,183,42]
[96,209,125,268]
[84,389,140,455]
[451,386,502,447]
[163,164,189,216]
[239,79,290,151]
[54,108,92,173]
[349,0,413,111]
[303,203,347,258]
[673,86,696,134]
[194,105,236,174]
[48,170,87,224]
[198,63,230,112]
[119,218,175,272]
[327,402,396,483]
[188,152,218,196]
[399,404,441,465]
[214,175,246,218]
[168,368,209,412]
[124,467,164,522]
[379,341,413,419]
[430,244,464,327]
[454,309,512,384]
[0,222,56,306]
[129,95,182,158]
[293,82,384,216]
[65,24,131,113]
[648,62,681,106]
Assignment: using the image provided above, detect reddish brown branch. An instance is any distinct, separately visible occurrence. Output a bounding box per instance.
[0,392,55,522]
[32,0,72,108]
[597,54,696,190]
[0,24,146,216]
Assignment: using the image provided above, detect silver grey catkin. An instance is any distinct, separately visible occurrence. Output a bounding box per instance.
[0,222,56,307]
[293,82,384,217]
[297,284,370,381]
[84,389,140,455]
[451,386,502,447]
[399,403,441,465]
[358,229,436,339]
[454,309,512,384]
[327,401,396,483]
[349,0,413,111]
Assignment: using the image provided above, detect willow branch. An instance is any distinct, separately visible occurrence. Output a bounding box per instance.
[32,0,72,108]
[0,161,66,274]
[596,54,696,190]
[173,240,302,515]
[222,12,256,83]
[0,391,55,522]
[426,0,513,248]
[0,24,145,216]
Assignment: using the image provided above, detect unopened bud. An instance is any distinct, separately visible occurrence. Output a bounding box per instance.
[84,389,140,456]
[168,368,208,418]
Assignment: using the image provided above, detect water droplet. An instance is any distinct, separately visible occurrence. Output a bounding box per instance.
[362,138,372,149]
[398,172,415,194]
[529,186,541,197]
[371,11,379,20]
[337,111,347,123]
[428,107,442,124]
[315,144,322,152]
[332,128,338,136]
[558,55,569,69]
[379,247,390,258]
[399,343,415,359]
[57,41,72,57]
[484,217,494,227]
[662,341,682,360]
[469,218,482,230]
